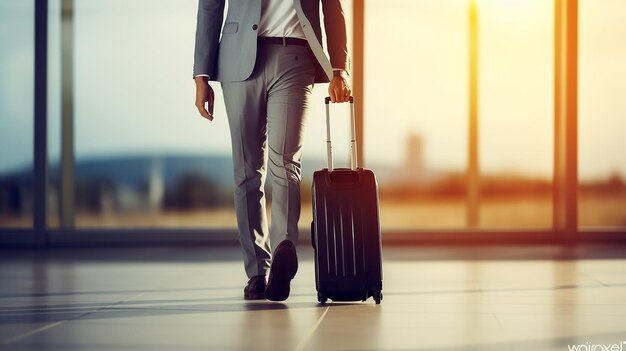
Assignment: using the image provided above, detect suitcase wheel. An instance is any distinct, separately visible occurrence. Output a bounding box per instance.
[373,291,382,305]
[318,292,327,305]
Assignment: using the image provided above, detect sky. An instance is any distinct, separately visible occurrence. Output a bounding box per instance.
[0,0,625,181]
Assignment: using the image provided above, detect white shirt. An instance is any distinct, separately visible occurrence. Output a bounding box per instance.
[258,0,306,40]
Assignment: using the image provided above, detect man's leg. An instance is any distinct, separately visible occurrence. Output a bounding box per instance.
[264,43,316,301]
[221,66,271,280]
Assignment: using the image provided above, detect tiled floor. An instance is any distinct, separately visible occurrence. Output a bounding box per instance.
[1,244,626,351]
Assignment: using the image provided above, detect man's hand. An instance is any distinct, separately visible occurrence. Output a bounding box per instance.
[328,76,351,103]
[195,76,215,121]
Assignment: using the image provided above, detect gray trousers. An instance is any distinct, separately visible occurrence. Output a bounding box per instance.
[221,42,316,278]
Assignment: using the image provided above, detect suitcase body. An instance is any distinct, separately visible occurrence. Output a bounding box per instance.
[311,97,383,305]
[311,168,383,304]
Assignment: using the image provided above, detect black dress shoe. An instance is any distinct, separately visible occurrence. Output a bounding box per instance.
[244,275,267,300]
[265,240,298,302]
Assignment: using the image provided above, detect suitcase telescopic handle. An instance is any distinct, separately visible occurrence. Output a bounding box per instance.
[324,96,357,171]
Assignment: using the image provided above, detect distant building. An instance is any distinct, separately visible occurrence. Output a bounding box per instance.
[400,133,442,184]
[404,134,425,179]
[147,158,164,212]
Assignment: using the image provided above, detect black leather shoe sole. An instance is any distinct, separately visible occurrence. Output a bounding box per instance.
[265,242,298,302]
[244,275,267,300]
[244,290,265,300]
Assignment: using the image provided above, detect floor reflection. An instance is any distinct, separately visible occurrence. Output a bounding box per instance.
[0,245,625,350]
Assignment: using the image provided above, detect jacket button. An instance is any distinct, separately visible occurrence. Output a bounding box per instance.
[252,24,258,30]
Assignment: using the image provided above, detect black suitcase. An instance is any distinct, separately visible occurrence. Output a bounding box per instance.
[311,96,383,305]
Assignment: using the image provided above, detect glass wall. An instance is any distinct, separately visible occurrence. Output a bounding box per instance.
[58,0,231,228]
[0,1,34,228]
[477,0,553,228]
[579,0,626,228]
[363,0,468,229]
[363,0,557,230]
[6,0,624,235]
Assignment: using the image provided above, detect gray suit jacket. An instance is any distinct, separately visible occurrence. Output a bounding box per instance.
[193,0,349,83]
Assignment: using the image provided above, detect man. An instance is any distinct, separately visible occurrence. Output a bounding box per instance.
[193,0,351,301]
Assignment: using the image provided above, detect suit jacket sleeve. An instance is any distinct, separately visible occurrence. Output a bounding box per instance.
[193,0,225,78]
[321,0,349,73]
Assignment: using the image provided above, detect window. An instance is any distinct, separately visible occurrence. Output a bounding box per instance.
[478,0,553,228]
[579,0,626,228]
[46,0,237,228]
[363,0,468,229]
[0,1,34,228]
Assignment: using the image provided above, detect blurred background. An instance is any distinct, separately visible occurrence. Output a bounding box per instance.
[1,0,625,233]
